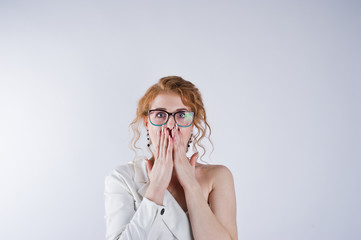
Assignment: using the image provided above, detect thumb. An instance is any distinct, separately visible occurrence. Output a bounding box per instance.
[190,152,199,167]
[145,158,153,174]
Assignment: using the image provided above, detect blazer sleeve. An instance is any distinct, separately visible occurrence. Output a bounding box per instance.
[104,171,166,240]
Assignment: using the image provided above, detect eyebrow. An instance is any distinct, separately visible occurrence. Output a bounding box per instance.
[152,107,190,112]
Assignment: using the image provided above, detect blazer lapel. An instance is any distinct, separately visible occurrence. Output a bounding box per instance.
[132,157,150,203]
[133,156,148,183]
[162,190,194,240]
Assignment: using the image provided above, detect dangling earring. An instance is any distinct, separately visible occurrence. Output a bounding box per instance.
[147,130,150,147]
[187,133,193,148]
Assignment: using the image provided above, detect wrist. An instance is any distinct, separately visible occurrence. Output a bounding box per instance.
[183,179,201,194]
[145,183,166,206]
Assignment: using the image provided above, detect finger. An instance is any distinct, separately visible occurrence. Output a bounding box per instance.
[190,152,199,167]
[160,125,167,158]
[173,127,177,143]
[158,125,163,158]
[176,125,183,146]
[166,135,173,161]
[175,125,185,151]
[163,127,170,157]
[174,125,179,144]
[171,127,175,139]
[155,127,161,158]
[145,158,153,174]
[175,125,182,148]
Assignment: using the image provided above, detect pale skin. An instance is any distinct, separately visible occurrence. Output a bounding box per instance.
[143,93,238,240]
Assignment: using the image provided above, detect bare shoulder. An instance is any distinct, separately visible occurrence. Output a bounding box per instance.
[195,163,234,190]
[196,163,238,238]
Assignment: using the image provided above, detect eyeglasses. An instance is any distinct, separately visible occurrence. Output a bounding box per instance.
[148,109,195,127]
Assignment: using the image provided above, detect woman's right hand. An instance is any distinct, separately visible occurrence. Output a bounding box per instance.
[144,125,174,205]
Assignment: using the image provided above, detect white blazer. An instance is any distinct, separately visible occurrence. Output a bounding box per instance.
[104,156,194,240]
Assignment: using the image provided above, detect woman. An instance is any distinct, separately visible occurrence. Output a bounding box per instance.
[104,76,237,240]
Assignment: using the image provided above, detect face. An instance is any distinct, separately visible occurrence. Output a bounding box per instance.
[144,93,194,152]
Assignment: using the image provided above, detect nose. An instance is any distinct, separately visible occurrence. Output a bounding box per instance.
[166,115,176,129]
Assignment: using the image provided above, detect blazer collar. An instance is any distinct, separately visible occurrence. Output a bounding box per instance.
[133,156,149,183]
[133,156,194,240]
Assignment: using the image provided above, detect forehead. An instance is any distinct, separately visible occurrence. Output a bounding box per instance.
[150,93,189,111]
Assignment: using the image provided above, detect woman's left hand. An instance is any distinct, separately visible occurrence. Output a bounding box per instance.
[172,125,199,189]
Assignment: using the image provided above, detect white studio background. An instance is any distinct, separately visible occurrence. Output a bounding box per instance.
[0,1,360,239]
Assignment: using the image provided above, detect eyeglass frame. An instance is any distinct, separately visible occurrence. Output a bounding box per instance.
[147,109,195,127]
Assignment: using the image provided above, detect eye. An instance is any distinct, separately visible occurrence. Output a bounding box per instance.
[176,112,186,118]
[155,111,166,118]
